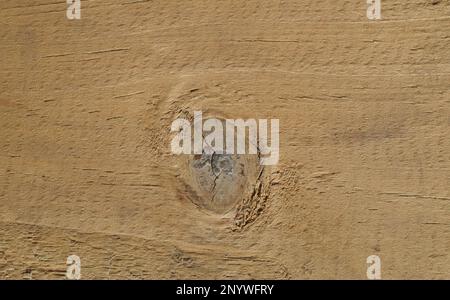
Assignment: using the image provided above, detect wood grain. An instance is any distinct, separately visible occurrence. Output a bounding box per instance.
[1,0,449,279]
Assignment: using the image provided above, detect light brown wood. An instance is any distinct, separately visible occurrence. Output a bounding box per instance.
[1,0,449,279]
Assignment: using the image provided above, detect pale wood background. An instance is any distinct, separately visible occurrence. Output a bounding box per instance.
[1,0,449,279]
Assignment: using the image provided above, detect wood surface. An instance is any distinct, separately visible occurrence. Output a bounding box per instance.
[0,0,449,279]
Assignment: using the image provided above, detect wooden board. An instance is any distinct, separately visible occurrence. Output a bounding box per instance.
[1,0,449,279]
